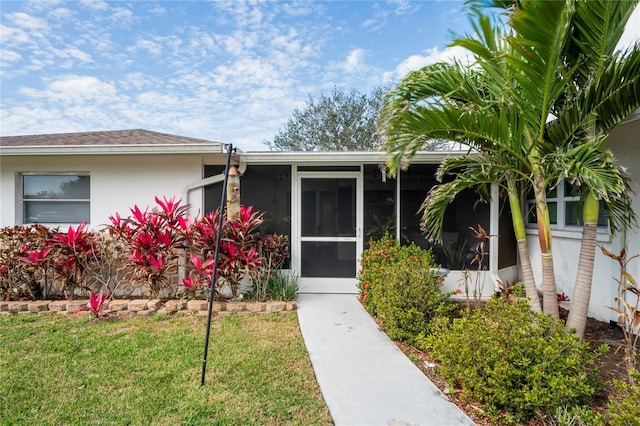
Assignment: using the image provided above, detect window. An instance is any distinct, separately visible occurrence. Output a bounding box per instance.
[22,174,90,224]
[526,181,607,230]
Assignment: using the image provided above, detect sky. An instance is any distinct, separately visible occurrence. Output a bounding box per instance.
[1,1,639,152]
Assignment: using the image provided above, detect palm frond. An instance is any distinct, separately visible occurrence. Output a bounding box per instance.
[421,172,492,243]
[570,0,639,83]
[545,142,636,232]
[548,46,640,147]
[506,0,576,144]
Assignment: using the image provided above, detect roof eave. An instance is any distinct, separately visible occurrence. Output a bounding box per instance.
[238,150,467,164]
[0,144,224,156]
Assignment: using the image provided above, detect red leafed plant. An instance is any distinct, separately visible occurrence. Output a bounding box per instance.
[108,196,190,298]
[189,206,265,299]
[75,290,109,318]
[48,222,96,298]
[181,255,215,298]
[5,225,57,300]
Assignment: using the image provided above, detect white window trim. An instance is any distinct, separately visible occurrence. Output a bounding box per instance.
[525,180,610,241]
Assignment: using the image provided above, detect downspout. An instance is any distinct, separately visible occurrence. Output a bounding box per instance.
[489,183,502,293]
[183,154,246,209]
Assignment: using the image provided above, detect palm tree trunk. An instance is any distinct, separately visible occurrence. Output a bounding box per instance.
[566,192,599,339]
[507,178,541,312]
[533,169,559,318]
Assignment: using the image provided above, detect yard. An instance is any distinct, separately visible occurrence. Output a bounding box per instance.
[0,312,332,425]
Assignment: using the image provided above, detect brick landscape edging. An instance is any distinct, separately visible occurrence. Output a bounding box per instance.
[0,299,297,317]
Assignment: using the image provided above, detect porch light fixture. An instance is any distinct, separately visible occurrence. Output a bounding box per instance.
[226,165,240,221]
[378,163,387,183]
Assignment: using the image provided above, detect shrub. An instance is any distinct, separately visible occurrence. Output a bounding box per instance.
[607,369,640,426]
[550,405,605,426]
[0,225,56,300]
[108,196,190,298]
[1,200,289,301]
[425,298,605,424]
[358,234,452,342]
[266,270,299,301]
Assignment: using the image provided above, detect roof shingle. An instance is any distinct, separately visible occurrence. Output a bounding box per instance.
[0,129,221,147]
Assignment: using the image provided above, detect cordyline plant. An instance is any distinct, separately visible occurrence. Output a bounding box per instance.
[181,254,214,299]
[189,206,265,300]
[47,223,96,298]
[252,233,289,302]
[1,225,56,300]
[108,196,190,298]
[74,290,109,319]
[48,223,129,299]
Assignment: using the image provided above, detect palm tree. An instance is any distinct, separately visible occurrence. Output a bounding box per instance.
[545,1,640,337]
[380,2,561,315]
[380,0,639,327]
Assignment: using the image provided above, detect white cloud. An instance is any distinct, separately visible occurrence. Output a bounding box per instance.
[362,0,420,31]
[214,1,265,29]
[7,12,49,31]
[20,75,118,105]
[80,0,109,11]
[281,1,316,17]
[341,48,367,73]
[132,38,163,56]
[148,5,166,16]
[0,50,22,64]
[110,7,134,24]
[49,8,73,21]
[383,45,472,82]
[62,46,93,63]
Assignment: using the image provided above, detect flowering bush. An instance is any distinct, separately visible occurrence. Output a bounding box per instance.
[358,234,452,342]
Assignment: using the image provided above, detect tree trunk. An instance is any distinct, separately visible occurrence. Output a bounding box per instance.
[533,169,559,318]
[517,239,541,312]
[506,178,542,312]
[566,193,599,339]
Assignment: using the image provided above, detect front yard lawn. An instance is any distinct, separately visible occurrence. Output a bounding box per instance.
[0,312,332,425]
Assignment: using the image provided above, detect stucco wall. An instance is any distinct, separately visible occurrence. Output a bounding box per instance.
[0,154,205,229]
[525,118,640,322]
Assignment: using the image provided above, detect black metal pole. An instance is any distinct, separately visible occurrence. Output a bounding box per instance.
[201,143,234,386]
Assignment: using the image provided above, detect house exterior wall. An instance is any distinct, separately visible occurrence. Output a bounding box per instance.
[0,154,205,229]
[525,118,640,322]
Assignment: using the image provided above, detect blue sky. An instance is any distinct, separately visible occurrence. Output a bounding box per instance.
[1,1,638,151]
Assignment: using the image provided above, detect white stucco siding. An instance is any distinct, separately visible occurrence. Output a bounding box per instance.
[526,236,615,322]
[607,119,640,322]
[0,154,205,229]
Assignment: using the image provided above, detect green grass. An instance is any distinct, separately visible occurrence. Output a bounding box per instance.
[0,312,332,425]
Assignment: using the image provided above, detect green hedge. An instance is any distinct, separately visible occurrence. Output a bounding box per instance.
[358,235,452,342]
[423,298,606,423]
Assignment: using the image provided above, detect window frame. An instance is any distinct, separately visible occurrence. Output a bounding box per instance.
[20,172,90,225]
[526,180,608,233]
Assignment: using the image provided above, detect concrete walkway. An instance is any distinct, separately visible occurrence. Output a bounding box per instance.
[297,293,475,426]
